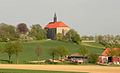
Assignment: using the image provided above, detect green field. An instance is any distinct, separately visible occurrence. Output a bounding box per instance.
[0,69,86,73]
[0,40,104,63]
[82,42,105,48]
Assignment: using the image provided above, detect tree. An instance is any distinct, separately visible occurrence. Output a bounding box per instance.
[82,35,94,41]
[14,41,24,64]
[17,23,28,34]
[4,42,15,63]
[56,46,68,59]
[78,46,89,63]
[4,41,24,64]
[0,45,3,52]
[89,35,94,40]
[95,35,103,43]
[35,44,44,62]
[66,29,81,44]
[0,23,19,42]
[88,53,98,63]
[82,35,89,40]
[48,47,58,63]
[29,24,47,40]
[72,33,81,44]
[56,33,63,41]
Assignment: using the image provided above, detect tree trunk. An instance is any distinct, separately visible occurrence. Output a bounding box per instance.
[38,56,40,64]
[16,55,19,64]
[9,55,11,64]
[61,56,62,60]
[53,55,54,63]
[83,56,85,64]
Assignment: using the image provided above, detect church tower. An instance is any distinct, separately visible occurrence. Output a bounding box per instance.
[53,13,57,23]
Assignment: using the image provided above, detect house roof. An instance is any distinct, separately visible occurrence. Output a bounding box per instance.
[70,53,80,56]
[102,48,120,56]
[44,21,69,29]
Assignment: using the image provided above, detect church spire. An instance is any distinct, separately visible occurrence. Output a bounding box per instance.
[54,13,57,23]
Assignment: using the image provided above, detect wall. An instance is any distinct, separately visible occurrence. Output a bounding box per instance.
[56,27,70,36]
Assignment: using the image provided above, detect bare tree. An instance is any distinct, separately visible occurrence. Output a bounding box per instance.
[35,44,44,63]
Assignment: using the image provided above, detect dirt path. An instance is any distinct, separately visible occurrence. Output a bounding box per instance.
[0,64,120,73]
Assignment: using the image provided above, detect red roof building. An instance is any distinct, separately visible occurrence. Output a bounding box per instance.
[99,48,120,64]
[44,13,70,39]
[102,48,120,56]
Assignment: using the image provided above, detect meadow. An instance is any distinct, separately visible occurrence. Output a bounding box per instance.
[0,69,85,73]
[0,40,104,63]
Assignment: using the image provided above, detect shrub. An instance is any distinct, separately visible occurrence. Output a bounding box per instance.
[88,53,98,63]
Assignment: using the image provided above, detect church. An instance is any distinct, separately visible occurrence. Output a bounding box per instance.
[44,13,70,39]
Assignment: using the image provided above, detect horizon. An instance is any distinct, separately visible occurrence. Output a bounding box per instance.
[0,0,120,36]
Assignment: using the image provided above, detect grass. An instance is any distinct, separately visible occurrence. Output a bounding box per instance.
[0,40,104,64]
[26,62,97,66]
[98,64,120,67]
[82,42,105,48]
[0,69,87,73]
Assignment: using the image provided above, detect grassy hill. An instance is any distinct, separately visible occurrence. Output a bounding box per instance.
[0,40,104,63]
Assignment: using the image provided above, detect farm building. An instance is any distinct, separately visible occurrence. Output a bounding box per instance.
[67,53,88,63]
[99,48,120,64]
[44,13,70,39]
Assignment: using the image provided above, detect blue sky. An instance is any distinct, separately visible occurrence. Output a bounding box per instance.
[0,0,120,36]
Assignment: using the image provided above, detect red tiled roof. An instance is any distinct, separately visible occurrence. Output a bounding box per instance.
[44,21,69,29]
[102,48,120,56]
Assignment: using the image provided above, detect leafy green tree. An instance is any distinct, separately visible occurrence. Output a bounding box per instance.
[66,29,81,44]
[82,35,94,41]
[48,47,58,63]
[89,35,94,40]
[88,53,98,63]
[14,41,24,64]
[0,45,3,52]
[29,24,47,40]
[78,46,89,63]
[35,44,44,62]
[81,35,88,40]
[4,42,15,63]
[4,41,24,64]
[95,35,103,43]
[72,33,81,44]
[56,33,63,41]
[56,46,68,58]
[0,23,19,42]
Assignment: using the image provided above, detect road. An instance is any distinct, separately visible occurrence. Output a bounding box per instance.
[0,64,120,73]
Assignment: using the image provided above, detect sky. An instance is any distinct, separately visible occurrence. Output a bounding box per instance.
[0,0,120,36]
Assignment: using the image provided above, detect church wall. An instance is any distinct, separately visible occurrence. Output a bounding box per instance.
[56,27,70,36]
[45,28,56,39]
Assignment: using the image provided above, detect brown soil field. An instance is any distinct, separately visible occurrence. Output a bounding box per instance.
[0,64,120,73]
